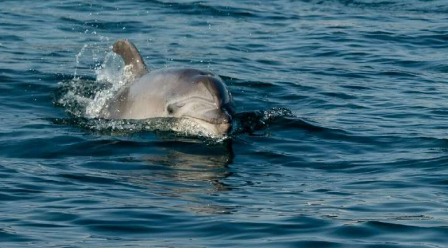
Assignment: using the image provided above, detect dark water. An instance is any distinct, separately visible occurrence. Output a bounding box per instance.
[2,0,448,247]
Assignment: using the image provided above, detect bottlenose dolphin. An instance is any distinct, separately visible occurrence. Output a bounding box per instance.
[100,39,235,136]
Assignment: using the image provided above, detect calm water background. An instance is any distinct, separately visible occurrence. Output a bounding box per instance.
[2,0,448,247]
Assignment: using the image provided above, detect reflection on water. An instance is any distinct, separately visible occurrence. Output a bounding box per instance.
[124,139,235,214]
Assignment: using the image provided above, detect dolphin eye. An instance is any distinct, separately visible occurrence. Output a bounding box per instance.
[167,105,175,114]
[167,103,185,115]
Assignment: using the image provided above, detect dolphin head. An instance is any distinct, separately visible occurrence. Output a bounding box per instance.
[165,73,235,136]
[109,40,235,137]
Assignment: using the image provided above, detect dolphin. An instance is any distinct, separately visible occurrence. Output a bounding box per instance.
[99,39,235,136]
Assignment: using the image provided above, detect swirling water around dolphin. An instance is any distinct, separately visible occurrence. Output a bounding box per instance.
[2,0,448,247]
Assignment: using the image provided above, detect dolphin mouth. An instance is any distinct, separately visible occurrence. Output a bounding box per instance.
[185,108,233,125]
[184,113,233,136]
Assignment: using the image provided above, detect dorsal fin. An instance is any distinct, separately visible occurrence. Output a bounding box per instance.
[112,39,148,78]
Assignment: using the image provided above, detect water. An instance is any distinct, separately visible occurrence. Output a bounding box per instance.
[2,0,448,247]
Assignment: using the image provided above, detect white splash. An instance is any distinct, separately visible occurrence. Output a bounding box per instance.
[85,52,134,118]
[73,44,88,79]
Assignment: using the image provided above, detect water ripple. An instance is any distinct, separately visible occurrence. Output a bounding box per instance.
[2,0,448,247]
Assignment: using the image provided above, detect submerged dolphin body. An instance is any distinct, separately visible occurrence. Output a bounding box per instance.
[100,39,235,136]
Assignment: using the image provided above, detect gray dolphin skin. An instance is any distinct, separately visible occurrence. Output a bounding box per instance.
[100,39,235,136]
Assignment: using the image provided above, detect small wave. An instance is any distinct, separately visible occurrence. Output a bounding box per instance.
[50,107,295,142]
[232,107,293,135]
[50,117,217,137]
[312,0,448,14]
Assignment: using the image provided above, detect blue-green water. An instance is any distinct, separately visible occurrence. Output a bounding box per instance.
[2,0,448,247]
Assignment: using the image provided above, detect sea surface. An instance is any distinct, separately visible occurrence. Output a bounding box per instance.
[2,0,448,247]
